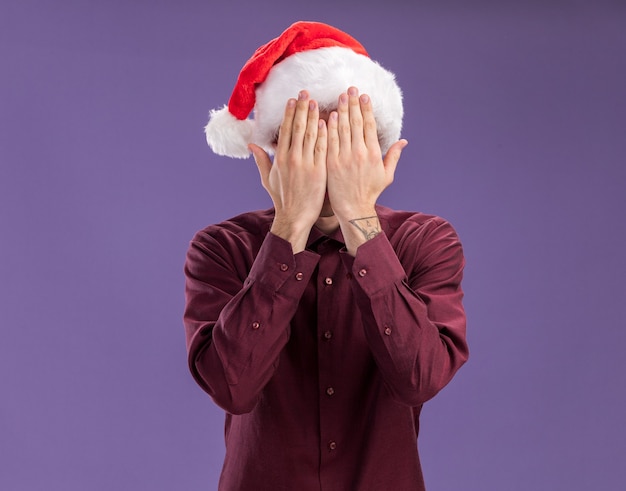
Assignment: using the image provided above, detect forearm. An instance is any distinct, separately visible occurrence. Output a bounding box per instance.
[337,209,381,256]
[185,232,319,414]
[342,230,468,406]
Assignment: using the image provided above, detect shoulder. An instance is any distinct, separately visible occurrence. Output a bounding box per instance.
[190,208,274,249]
[376,205,460,242]
[376,205,464,272]
[185,209,275,278]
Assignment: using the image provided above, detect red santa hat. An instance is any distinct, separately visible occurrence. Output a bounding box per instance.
[205,21,403,159]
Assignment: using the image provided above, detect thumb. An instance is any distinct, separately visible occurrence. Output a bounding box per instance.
[249,143,272,188]
[383,139,408,181]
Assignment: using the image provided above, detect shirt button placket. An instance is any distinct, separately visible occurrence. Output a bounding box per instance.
[317,251,341,472]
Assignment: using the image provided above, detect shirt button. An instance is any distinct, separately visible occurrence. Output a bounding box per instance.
[295,272,304,281]
[329,441,337,451]
[251,321,260,330]
[326,387,335,396]
[323,331,333,340]
[358,268,367,277]
[324,277,333,285]
[280,263,288,271]
[384,326,392,336]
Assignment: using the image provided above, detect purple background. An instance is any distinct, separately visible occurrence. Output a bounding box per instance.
[1,1,625,490]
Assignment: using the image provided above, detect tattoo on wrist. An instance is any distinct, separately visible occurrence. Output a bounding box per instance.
[348,216,381,241]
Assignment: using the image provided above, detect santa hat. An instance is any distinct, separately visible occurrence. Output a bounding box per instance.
[205,21,403,159]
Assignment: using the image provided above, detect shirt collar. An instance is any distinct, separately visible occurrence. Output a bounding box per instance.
[275,205,391,252]
[306,223,345,251]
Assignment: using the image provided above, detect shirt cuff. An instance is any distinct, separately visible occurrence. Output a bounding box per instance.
[340,233,406,296]
[248,232,320,297]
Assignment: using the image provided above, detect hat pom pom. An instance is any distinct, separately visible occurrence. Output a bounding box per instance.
[204,105,255,159]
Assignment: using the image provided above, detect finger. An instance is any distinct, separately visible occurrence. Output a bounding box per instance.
[302,98,319,158]
[276,98,297,156]
[327,111,339,163]
[289,90,310,153]
[314,119,328,168]
[249,143,272,189]
[360,93,378,149]
[382,139,408,184]
[347,86,365,149]
[337,91,351,150]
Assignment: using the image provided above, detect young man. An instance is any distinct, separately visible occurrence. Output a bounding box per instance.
[184,21,468,491]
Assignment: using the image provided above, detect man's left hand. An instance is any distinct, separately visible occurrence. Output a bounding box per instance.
[326,87,408,254]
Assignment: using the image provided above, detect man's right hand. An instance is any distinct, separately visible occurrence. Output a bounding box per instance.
[249,90,328,254]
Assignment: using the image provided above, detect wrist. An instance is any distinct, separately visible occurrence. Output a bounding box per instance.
[335,206,378,224]
[270,217,311,254]
[337,211,381,257]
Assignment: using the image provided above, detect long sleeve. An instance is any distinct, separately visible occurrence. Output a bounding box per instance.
[341,216,468,406]
[184,229,319,414]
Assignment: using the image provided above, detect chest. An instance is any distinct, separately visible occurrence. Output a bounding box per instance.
[286,243,373,381]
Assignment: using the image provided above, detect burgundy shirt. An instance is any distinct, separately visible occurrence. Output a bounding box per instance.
[183,205,468,491]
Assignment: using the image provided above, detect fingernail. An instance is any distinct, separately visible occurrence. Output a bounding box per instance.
[298,90,308,100]
[339,94,348,105]
[348,87,358,97]
[360,94,369,104]
[318,119,325,129]
[330,112,338,121]
[309,100,316,110]
[288,99,296,108]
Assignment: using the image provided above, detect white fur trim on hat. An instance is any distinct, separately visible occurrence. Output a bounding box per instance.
[253,47,403,156]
